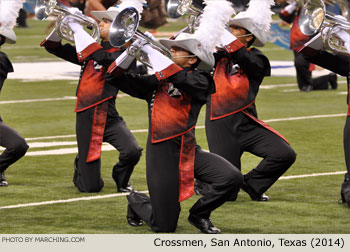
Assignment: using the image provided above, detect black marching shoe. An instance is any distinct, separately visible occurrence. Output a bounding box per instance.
[0,171,8,187]
[300,85,312,92]
[127,204,143,227]
[188,214,221,234]
[118,183,134,193]
[241,181,269,202]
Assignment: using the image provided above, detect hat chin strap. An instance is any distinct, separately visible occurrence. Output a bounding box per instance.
[172,55,196,59]
[235,33,252,38]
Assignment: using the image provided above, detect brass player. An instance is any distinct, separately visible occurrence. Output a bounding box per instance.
[40,6,142,193]
[202,0,296,201]
[107,0,243,233]
[294,4,350,205]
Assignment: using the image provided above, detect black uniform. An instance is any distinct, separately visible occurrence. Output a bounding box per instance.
[205,41,296,199]
[0,51,29,184]
[110,64,243,232]
[42,39,142,192]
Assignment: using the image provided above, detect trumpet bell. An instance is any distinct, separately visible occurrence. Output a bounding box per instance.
[299,0,326,36]
[109,7,172,69]
[298,0,350,55]
[35,0,100,42]
[166,0,204,33]
[35,0,54,20]
[167,0,182,19]
[177,0,192,16]
[109,7,139,47]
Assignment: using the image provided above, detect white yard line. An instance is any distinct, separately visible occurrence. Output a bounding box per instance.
[0,191,149,210]
[0,96,76,104]
[279,171,346,180]
[264,113,346,123]
[0,94,130,105]
[0,171,346,210]
[26,135,76,141]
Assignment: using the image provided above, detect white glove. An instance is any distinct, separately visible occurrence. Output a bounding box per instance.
[132,38,149,50]
[67,19,96,52]
[220,29,237,46]
[284,2,297,14]
[115,49,136,69]
[45,28,62,43]
[69,7,83,15]
[40,28,62,47]
[334,27,350,54]
[143,31,156,41]
[141,44,174,72]
[322,27,330,37]
[68,20,84,33]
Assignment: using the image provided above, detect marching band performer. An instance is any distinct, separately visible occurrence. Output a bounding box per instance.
[40,5,143,193]
[0,0,29,187]
[296,10,350,206]
[279,0,338,91]
[107,0,242,233]
[203,0,297,201]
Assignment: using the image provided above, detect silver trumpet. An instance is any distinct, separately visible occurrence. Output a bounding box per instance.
[109,7,172,69]
[167,0,204,33]
[35,0,100,42]
[298,0,350,55]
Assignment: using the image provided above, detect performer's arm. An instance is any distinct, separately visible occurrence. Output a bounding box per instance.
[40,29,81,65]
[167,70,213,102]
[304,51,350,77]
[110,73,159,99]
[142,43,212,101]
[107,42,159,100]
[0,51,14,92]
[278,2,297,24]
[220,29,271,82]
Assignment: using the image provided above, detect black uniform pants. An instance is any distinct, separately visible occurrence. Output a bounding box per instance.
[0,118,29,172]
[294,51,332,90]
[344,116,350,172]
[205,114,296,195]
[127,133,243,233]
[74,101,142,192]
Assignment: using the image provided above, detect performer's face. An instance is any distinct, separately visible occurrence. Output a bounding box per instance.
[99,18,112,41]
[170,46,198,68]
[229,25,254,46]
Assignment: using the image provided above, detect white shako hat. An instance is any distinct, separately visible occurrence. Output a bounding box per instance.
[228,0,275,47]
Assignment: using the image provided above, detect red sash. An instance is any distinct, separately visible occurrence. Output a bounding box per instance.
[86,102,108,162]
[211,58,252,120]
[178,130,196,202]
[151,83,193,143]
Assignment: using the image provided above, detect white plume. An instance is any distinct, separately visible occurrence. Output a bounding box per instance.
[0,0,26,29]
[194,0,236,53]
[245,0,275,33]
[118,0,146,16]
